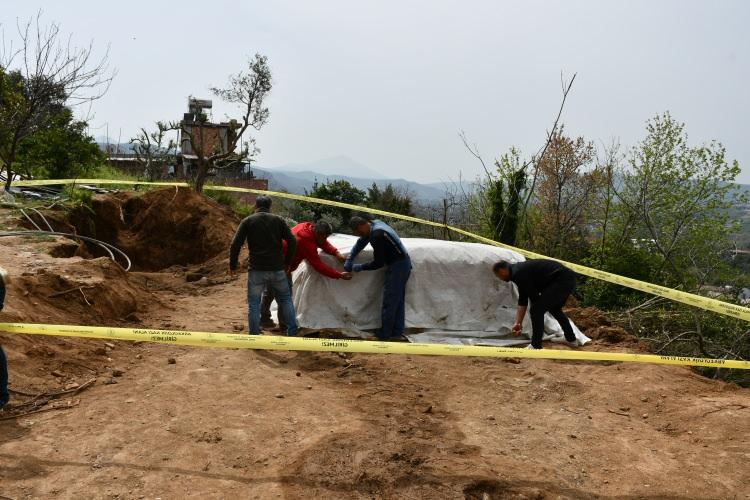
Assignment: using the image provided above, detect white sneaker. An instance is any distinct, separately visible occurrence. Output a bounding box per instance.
[525,344,541,350]
[563,338,582,348]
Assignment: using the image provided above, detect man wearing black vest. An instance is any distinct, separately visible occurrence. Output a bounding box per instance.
[493,259,581,350]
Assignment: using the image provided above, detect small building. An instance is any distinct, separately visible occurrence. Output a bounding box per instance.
[105,97,269,194]
[179,98,240,174]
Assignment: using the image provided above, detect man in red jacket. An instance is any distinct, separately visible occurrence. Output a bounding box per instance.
[261,220,352,329]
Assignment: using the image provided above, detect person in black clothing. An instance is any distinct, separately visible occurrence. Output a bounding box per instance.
[1,266,9,409]
[229,196,298,336]
[493,259,580,350]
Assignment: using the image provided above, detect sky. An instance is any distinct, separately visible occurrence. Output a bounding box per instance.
[2,0,749,183]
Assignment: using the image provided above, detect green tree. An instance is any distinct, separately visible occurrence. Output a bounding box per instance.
[14,107,104,179]
[366,183,414,216]
[0,14,112,189]
[176,54,272,193]
[526,129,601,260]
[306,179,367,230]
[468,147,527,245]
[614,112,743,290]
[579,112,747,364]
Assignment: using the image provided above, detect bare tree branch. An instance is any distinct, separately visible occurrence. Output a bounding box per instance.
[0,11,115,189]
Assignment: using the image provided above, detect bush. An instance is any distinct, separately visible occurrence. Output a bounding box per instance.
[89,164,138,181]
[63,185,93,209]
[205,190,255,219]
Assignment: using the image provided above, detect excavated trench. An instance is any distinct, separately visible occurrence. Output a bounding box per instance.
[28,188,240,272]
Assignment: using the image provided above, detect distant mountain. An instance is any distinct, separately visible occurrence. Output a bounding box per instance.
[272,156,385,179]
[92,146,457,201]
[251,166,447,201]
[424,180,479,194]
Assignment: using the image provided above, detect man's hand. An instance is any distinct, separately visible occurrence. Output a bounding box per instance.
[340,272,353,280]
[511,322,522,335]
[335,252,347,263]
[343,259,353,272]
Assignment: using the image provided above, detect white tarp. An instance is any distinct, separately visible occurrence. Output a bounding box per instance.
[290,235,590,347]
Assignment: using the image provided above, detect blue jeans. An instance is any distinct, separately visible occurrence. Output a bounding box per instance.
[379,258,412,339]
[248,271,297,336]
[260,273,293,328]
[0,346,8,408]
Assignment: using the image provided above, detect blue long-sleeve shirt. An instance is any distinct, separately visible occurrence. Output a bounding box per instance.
[347,220,409,271]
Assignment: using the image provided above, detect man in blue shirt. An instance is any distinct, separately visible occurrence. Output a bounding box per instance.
[345,216,412,340]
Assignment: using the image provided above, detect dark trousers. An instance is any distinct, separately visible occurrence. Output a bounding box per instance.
[529,277,576,349]
[0,284,7,407]
[0,346,8,408]
[260,273,293,328]
[379,258,412,339]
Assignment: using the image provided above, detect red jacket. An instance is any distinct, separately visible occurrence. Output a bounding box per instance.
[283,222,343,279]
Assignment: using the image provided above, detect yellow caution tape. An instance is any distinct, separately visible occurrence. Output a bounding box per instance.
[13,178,750,323]
[0,322,748,369]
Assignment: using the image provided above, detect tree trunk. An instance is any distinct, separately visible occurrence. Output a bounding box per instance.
[442,198,449,240]
[194,159,209,194]
[3,157,14,191]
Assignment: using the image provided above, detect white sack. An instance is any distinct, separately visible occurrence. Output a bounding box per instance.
[291,235,589,346]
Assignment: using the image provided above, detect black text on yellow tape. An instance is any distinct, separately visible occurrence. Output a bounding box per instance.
[12,178,750,323]
[0,323,748,370]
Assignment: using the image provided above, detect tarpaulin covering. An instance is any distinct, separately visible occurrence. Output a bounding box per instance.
[291,235,590,347]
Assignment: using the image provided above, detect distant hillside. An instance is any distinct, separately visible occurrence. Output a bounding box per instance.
[729,183,750,247]
[252,166,447,201]
[275,156,385,179]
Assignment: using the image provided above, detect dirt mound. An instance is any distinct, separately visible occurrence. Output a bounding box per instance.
[42,188,239,271]
[8,258,142,324]
[0,241,154,394]
[565,306,638,344]
[120,188,239,270]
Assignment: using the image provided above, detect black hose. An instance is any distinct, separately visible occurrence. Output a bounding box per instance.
[0,231,132,271]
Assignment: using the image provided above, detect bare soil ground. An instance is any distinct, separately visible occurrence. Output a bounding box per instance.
[1,190,749,499]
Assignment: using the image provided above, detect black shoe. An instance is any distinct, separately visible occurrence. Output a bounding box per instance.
[260,319,276,329]
[381,334,409,342]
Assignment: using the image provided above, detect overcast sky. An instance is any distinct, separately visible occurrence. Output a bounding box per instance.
[2,0,749,183]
